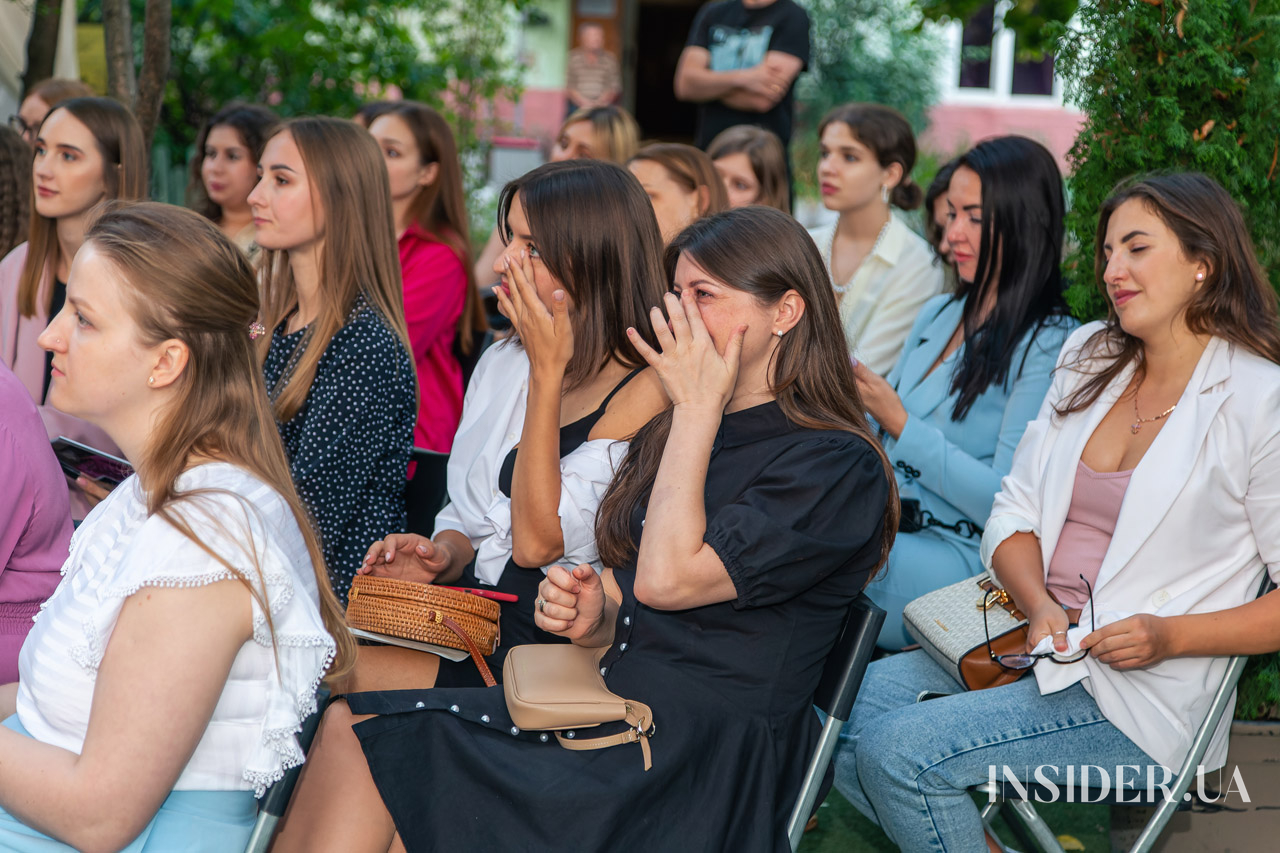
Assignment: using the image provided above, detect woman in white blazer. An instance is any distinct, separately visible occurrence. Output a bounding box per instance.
[831,173,1280,852]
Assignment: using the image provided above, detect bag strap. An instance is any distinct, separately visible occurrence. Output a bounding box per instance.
[430,610,497,687]
[553,700,656,771]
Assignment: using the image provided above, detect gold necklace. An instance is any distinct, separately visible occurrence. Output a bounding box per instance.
[1130,393,1177,434]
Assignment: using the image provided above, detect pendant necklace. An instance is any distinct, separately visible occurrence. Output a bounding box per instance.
[1130,393,1176,434]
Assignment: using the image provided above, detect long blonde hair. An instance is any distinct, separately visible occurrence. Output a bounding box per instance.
[19,97,147,318]
[86,201,354,679]
[255,117,413,421]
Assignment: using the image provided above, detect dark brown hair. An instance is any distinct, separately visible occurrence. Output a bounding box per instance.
[255,117,413,422]
[19,97,148,318]
[595,206,899,572]
[0,127,29,258]
[1058,172,1280,416]
[819,103,922,210]
[377,101,487,353]
[923,157,959,260]
[707,124,790,212]
[188,102,279,222]
[629,142,730,218]
[86,201,354,679]
[496,160,667,390]
[353,100,395,128]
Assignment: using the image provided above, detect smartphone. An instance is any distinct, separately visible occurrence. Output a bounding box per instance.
[50,437,134,487]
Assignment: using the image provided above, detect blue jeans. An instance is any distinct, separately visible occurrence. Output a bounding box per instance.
[832,651,1157,852]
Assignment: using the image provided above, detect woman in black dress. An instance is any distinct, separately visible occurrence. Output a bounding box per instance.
[319,206,896,851]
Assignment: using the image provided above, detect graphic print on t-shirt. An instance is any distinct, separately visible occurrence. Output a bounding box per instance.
[708,24,774,71]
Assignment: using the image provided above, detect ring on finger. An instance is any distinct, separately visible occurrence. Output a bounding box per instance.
[536,597,546,613]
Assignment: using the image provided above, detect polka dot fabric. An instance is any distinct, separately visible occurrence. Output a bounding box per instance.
[263,299,415,604]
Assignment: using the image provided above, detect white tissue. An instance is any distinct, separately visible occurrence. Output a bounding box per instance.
[1028,610,1134,660]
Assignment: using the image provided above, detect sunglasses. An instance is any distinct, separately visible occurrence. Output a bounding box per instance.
[984,573,1094,670]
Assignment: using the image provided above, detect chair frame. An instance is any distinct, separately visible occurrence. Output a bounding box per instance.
[978,576,1276,853]
[786,593,886,851]
[243,687,331,853]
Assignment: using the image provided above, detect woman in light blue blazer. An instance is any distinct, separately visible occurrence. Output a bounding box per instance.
[853,136,1077,648]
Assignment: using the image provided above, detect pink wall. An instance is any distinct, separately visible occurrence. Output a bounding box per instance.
[921,103,1085,171]
[491,88,569,147]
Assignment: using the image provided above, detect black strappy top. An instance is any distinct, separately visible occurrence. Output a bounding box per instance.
[497,366,644,498]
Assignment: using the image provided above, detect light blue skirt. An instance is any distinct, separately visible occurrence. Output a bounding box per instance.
[0,715,258,852]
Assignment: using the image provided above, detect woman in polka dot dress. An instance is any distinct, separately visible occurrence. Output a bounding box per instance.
[248,117,416,604]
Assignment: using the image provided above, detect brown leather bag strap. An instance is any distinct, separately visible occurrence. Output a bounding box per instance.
[553,700,656,771]
[434,611,497,687]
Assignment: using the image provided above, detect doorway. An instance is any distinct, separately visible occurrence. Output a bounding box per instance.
[631,0,703,143]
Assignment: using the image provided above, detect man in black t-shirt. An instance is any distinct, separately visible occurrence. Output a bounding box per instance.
[674,0,811,151]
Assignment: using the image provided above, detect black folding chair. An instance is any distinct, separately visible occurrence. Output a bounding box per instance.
[243,686,331,853]
[977,575,1276,853]
[406,447,450,536]
[786,593,886,851]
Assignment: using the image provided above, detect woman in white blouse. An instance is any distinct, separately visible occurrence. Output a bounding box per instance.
[808,103,945,374]
[0,202,351,852]
[272,160,670,852]
[832,173,1280,851]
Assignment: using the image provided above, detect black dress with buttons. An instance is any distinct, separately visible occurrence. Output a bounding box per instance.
[348,402,890,851]
[263,299,416,604]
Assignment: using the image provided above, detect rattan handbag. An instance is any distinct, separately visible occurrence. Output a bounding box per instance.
[346,575,501,686]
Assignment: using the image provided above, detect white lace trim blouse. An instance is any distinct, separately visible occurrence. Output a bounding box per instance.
[15,462,336,796]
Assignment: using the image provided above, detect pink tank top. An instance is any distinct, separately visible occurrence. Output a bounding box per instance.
[1045,461,1133,608]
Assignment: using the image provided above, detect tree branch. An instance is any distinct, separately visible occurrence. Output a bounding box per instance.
[136,0,172,150]
[22,0,63,96]
[102,0,138,106]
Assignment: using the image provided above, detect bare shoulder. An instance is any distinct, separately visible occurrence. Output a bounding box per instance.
[590,368,670,442]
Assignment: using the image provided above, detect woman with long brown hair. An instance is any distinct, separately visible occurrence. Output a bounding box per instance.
[0,202,350,851]
[368,101,486,451]
[295,206,897,851]
[0,96,147,511]
[189,102,278,254]
[628,141,729,243]
[249,117,416,603]
[833,173,1280,852]
[707,123,790,211]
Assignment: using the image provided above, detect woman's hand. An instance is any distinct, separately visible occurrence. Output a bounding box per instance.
[493,249,573,379]
[359,533,453,585]
[852,359,908,440]
[628,289,745,413]
[534,564,606,641]
[1025,600,1071,655]
[1080,614,1175,670]
[74,476,113,508]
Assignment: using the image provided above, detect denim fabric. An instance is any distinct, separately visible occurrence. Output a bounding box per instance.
[865,529,979,649]
[832,651,1155,852]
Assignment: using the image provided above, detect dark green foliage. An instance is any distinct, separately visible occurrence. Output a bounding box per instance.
[1053,0,1280,319]
[792,0,943,200]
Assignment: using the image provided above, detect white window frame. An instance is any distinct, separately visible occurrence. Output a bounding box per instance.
[937,1,1065,106]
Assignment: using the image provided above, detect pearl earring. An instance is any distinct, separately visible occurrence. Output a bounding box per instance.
[775,330,785,337]
[148,377,155,386]
[1195,272,1205,281]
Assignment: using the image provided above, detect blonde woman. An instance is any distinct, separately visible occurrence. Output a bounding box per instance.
[0,201,350,851]
[249,117,416,603]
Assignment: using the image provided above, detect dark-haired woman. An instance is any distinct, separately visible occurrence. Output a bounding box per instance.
[272,159,670,853]
[924,156,959,269]
[369,101,486,452]
[808,103,944,374]
[299,207,898,851]
[856,136,1077,650]
[628,142,728,243]
[190,103,277,256]
[833,171,1280,853]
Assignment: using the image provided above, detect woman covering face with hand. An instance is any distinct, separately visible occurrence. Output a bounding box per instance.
[283,207,898,852]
